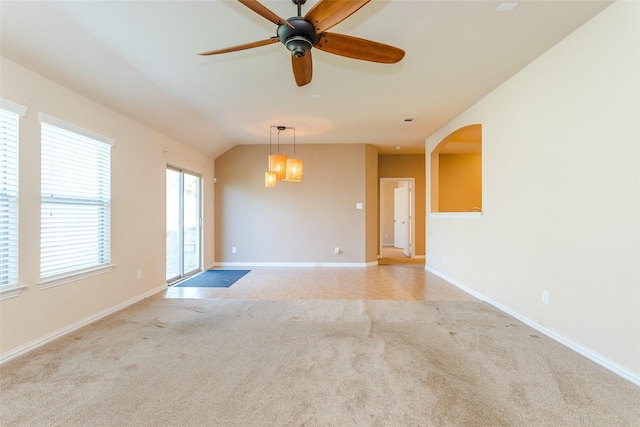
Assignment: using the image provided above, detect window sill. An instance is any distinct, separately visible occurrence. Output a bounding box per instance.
[429,212,483,219]
[0,284,28,301]
[39,264,116,290]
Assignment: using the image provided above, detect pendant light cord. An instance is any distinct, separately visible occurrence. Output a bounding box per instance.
[269,125,296,156]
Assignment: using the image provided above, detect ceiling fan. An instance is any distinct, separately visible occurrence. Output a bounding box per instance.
[199,0,405,87]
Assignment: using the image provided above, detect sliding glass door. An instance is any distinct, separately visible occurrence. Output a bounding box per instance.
[166,167,201,282]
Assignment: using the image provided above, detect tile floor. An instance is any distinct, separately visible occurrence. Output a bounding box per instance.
[380,246,410,257]
[160,265,475,302]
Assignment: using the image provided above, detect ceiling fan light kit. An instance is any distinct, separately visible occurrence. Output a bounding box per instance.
[278,17,320,58]
[199,0,405,86]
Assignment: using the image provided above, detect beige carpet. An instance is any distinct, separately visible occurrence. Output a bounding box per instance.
[1,298,638,426]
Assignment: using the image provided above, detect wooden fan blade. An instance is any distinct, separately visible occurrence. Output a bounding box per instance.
[238,0,294,29]
[305,0,370,34]
[315,32,405,63]
[198,37,279,56]
[292,53,313,87]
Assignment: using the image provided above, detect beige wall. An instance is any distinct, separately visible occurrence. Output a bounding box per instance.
[215,144,375,265]
[438,153,482,212]
[365,145,379,263]
[0,57,215,357]
[379,154,426,255]
[426,1,639,381]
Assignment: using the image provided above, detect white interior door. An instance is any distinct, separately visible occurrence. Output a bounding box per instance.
[393,186,409,255]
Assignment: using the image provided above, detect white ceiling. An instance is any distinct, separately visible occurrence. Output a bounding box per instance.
[0,0,611,158]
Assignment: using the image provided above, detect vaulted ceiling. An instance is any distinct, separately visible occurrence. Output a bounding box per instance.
[0,1,612,157]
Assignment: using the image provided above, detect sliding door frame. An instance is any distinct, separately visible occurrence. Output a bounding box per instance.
[166,165,202,284]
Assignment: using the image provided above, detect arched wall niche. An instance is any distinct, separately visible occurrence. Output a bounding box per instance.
[430,124,482,212]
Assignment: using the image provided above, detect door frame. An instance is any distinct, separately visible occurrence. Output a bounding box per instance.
[379,177,415,258]
[166,165,203,284]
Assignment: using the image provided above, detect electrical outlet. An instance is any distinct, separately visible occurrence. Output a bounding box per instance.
[232,247,237,253]
[136,269,142,279]
[334,247,340,255]
[542,291,549,305]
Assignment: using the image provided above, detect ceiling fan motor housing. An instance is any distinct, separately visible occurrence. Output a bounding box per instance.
[277,17,321,57]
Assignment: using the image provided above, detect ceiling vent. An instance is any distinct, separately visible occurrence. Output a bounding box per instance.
[496,3,519,12]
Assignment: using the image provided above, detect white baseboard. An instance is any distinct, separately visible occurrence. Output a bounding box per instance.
[425,266,640,387]
[214,261,378,268]
[0,283,167,365]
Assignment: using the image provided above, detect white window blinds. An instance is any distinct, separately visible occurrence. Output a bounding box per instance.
[0,100,25,287]
[39,114,114,280]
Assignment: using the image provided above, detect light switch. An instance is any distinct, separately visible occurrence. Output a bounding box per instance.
[356,203,363,209]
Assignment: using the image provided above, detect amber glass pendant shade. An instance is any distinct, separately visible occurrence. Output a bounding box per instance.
[269,154,287,180]
[265,171,277,187]
[285,158,303,182]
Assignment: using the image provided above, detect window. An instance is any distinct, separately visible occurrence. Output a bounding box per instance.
[39,114,114,287]
[0,99,26,293]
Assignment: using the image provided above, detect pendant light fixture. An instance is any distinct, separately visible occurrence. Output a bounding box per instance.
[265,170,277,187]
[265,126,283,187]
[265,125,303,187]
[269,126,287,181]
[285,127,303,182]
